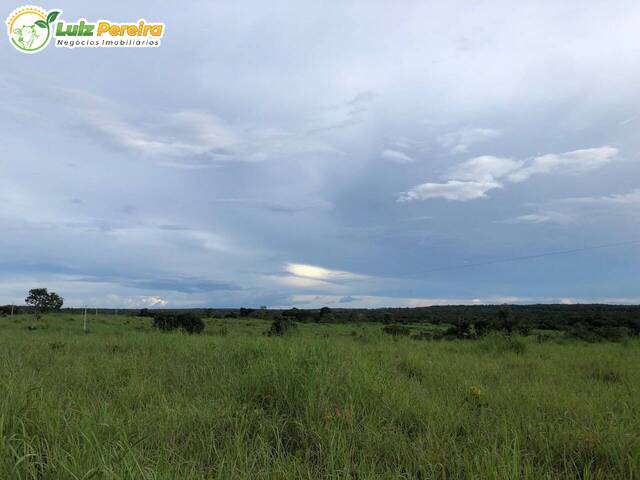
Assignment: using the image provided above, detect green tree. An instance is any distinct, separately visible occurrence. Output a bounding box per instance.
[495,306,517,334]
[25,288,63,319]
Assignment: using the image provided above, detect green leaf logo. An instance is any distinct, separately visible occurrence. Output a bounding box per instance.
[6,6,61,54]
[46,11,60,24]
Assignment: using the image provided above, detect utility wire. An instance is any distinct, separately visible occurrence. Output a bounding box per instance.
[408,239,640,276]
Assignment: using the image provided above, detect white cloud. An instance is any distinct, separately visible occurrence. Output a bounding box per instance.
[502,212,576,224]
[89,295,169,308]
[140,296,169,307]
[77,101,239,159]
[399,146,619,202]
[397,179,501,202]
[507,147,619,182]
[381,149,415,164]
[557,297,640,305]
[501,188,640,225]
[67,88,342,167]
[556,189,640,206]
[399,215,433,222]
[267,263,368,291]
[448,155,523,181]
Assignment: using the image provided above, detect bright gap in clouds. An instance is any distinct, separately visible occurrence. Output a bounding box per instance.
[285,263,365,282]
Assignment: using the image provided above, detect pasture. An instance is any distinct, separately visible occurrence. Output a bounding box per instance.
[0,313,639,479]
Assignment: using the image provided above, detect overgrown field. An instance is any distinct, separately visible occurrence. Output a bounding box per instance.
[1,314,639,479]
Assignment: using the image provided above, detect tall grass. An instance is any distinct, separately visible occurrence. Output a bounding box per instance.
[0,314,638,479]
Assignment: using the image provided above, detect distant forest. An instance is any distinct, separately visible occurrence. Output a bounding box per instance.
[3,303,638,326]
[4,303,640,342]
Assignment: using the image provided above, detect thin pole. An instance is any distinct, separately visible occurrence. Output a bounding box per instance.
[83,308,87,332]
[10,305,14,317]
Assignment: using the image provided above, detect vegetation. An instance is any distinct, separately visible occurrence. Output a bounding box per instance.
[0,312,638,479]
[265,316,296,336]
[152,311,205,334]
[382,323,411,336]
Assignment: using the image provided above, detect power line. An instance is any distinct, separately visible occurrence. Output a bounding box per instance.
[408,239,640,276]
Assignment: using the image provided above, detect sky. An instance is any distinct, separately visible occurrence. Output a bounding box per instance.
[1,0,639,309]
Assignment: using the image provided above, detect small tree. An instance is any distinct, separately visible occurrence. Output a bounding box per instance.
[494,306,517,334]
[25,288,63,319]
[318,306,334,323]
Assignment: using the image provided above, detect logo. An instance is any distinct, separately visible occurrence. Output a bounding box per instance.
[6,6,59,53]
[6,5,164,53]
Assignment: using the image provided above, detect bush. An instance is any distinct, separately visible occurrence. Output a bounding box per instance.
[152,314,177,332]
[152,312,204,334]
[442,322,478,339]
[382,324,411,336]
[265,317,296,336]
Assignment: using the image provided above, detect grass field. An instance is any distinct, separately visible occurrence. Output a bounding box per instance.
[1,314,639,479]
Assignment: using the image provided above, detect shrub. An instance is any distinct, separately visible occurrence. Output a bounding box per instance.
[153,314,179,332]
[382,324,411,336]
[265,316,296,336]
[179,313,205,334]
[152,312,204,334]
[442,322,478,339]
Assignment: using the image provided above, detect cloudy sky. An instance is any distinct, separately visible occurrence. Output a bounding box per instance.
[1,0,639,308]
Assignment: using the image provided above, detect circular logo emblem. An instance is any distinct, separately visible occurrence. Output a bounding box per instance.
[6,6,60,54]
